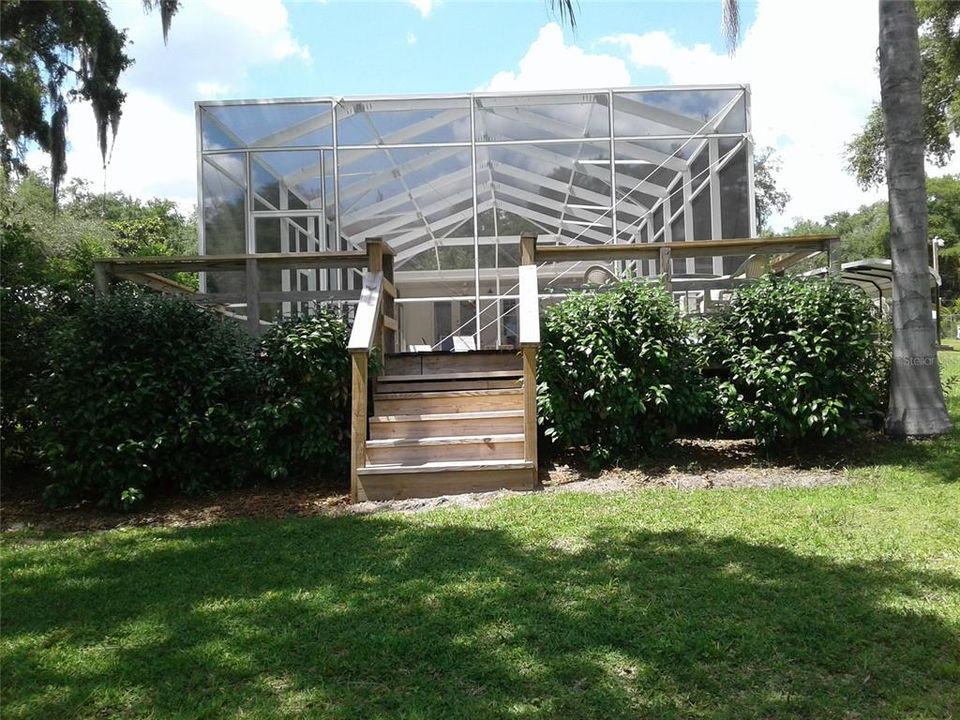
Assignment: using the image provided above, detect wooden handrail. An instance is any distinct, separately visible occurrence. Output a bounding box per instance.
[535,235,839,264]
[347,272,385,352]
[95,251,367,274]
[347,271,384,503]
[518,264,540,347]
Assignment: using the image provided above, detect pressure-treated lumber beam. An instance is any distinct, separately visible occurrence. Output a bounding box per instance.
[535,235,837,264]
[96,251,368,275]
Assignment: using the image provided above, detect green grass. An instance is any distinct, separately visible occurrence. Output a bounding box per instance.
[2,353,959,719]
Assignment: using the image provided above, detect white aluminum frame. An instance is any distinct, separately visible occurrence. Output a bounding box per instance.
[197,84,756,344]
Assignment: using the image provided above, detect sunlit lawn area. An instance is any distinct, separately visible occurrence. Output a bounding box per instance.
[2,348,958,719]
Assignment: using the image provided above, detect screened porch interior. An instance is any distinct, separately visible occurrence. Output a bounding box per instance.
[197,85,755,350]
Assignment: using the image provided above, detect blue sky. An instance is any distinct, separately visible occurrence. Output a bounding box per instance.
[38,0,957,228]
[276,1,757,97]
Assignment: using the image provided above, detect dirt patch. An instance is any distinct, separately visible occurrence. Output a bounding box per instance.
[2,437,852,532]
[1,482,351,534]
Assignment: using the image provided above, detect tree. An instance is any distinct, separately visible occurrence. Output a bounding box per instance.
[754,146,791,232]
[927,174,960,300]
[846,1,959,188]
[783,175,959,300]
[0,0,179,197]
[879,0,950,436]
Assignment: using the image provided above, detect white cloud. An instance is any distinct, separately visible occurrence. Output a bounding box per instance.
[117,0,311,104]
[27,90,197,210]
[409,0,433,18]
[196,81,229,97]
[406,32,417,45]
[482,23,630,92]
[602,0,959,228]
[35,0,312,211]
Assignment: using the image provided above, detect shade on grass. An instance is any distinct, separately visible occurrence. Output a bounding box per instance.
[2,352,959,719]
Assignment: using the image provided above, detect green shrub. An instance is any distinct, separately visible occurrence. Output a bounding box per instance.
[537,278,709,465]
[703,275,888,447]
[252,311,352,480]
[38,294,258,509]
[0,218,86,473]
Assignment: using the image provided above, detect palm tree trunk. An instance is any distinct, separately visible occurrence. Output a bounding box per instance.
[879,0,951,436]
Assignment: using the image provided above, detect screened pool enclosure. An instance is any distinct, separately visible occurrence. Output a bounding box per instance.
[197,85,756,349]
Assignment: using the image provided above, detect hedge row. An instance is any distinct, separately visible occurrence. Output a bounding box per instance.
[538,275,888,464]
[4,276,887,507]
[35,294,351,509]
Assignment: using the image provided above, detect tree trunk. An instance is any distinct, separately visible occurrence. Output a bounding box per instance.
[879,0,951,436]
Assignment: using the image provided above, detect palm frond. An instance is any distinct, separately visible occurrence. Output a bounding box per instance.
[721,0,740,56]
[547,0,577,31]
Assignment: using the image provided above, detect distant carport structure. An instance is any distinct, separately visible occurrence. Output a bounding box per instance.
[804,258,943,334]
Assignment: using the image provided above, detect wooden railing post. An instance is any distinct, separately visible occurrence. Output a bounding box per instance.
[94,262,111,298]
[518,263,541,487]
[522,345,538,471]
[520,231,537,265]
[365,238,386,351]
[827,238,842,277]
[659,246,673,292]
[347,271,385,503]
[350,350,368,503]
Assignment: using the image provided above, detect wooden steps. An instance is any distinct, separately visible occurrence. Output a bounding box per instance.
[369,410,523,439]
[375,370,522,393]
[356,351,537,501]
[374,388,522,416]
[356,460,535,500]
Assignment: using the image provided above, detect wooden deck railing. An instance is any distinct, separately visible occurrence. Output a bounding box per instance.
[518,232,541,484]
[345,238,397,503]
[531,234,842,280]
[512,231,842,485]
[96,237,397,504]
[94,250,370,334]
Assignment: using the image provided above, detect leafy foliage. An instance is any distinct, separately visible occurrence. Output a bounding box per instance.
[37,294,258,509]
[0,0,178,196]
[537,279,709,465]
[754,146,791,232]
[846,0,960,188]
[927,173,960,301]
[0,171,200,474]
[252,311,353,481]
[17,292,357,509]
[703,276,888,447]
[783,174,960,301]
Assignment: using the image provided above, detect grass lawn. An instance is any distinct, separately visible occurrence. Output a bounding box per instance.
[2,351,959,719]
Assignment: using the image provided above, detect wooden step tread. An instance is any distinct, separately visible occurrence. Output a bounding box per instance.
[374,388,522,401]
[367,433,523,448]
[377,370,522,383]
[358,459,534,475]
[384,350,518,358]
[370,409,523,423]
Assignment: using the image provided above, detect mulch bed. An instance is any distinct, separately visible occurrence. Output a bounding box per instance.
[2,434,878,534]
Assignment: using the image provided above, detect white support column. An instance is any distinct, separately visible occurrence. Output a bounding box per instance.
[708,138,723,275]
[470,95,481,348]
[195,105,207,293]
[280,184,292,317]
[682,168,693,242]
